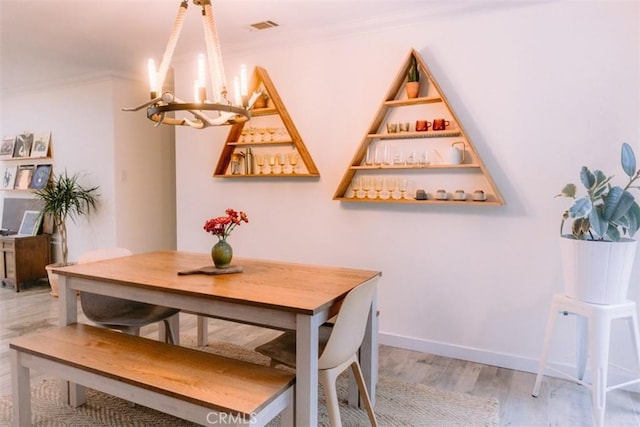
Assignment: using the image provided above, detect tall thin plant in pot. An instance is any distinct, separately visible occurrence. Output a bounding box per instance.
[34,170,99,296]
[405,55,420,99]
[556,143,640,304]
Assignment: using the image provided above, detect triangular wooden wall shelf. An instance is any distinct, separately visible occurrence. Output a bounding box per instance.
[213,66,319,178]
[333,48,504,205]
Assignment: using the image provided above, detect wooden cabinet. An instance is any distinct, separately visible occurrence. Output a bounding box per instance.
[213,67,319,178]
[0,234,51,292]
[333,49,504,205]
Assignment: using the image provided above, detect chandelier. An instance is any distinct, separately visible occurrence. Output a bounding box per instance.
[123,0,260,129]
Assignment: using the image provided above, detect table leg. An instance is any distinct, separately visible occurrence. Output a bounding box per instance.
[296,313,321,426]
[197,315,208,346]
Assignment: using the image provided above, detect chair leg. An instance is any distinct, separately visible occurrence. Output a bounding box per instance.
[319,368,343,427]
[350,360,378,427]
[162,316,180,345]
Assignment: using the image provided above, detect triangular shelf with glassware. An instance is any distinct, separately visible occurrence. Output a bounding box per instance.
[333,48,504,205]
[213,66,319,178]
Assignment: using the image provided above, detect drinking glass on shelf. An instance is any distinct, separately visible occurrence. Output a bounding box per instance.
[399,178,408,199]
[277,153,287,174]
[386,177,397,199]
[259,128,268,143]
[374,144,384,166]
[255,154,265,174]
[362,177,372,199]
[267,153,276,174]
[406,151,416,166]
[267,128,276,142]
[374,178,383,199]
[287,151,299,173]
[247,127,257,143]
[351,177,363,199]
[393,148,404,166]
[365,146,374,166]
[419,150,430,165]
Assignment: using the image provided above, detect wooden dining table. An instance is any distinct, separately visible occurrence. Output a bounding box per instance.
[54,250,381,426]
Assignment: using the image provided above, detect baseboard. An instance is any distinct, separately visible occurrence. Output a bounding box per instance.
[379,331,537,373]
[378,331,640,393]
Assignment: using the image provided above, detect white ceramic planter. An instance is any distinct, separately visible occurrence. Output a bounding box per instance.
[560,236,638,305]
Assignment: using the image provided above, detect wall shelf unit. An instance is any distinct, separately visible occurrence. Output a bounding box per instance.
[0,133,53,192]
[213,67,319,178]
[333,49,504,205]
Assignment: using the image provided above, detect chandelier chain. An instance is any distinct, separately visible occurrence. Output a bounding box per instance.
[157,0,188,94]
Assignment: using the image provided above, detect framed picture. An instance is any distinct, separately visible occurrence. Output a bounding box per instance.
[17,210,42,236]
[13,132,34,158]
[30,133,50,158]
[14,164,35,190]
[0,136,15,159]
[1,165,17,190]
[29,164,52,189]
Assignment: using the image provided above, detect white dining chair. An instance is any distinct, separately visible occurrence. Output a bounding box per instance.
[255,278,378,427]
[77,248,180,344]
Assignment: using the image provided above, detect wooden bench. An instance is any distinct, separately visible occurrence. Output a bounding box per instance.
[9,323,295,426]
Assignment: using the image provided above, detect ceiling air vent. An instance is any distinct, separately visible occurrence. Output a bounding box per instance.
[249,20,279,31]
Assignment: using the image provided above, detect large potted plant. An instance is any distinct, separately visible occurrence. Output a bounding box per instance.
[557,143,640,304]
[34,170,99,296]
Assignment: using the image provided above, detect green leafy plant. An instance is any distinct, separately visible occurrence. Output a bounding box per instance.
[34,170,99,265]
[407,56,420,83]
[557,143,640,241]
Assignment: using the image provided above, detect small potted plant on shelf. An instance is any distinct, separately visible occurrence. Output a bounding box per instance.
[34,170,99,296]
[556,142,640,304]
[253,92,269,109]
[405,55,420,99]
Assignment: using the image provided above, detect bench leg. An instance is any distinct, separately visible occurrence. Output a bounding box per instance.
[280,387,295,427]
[10,349,31,426]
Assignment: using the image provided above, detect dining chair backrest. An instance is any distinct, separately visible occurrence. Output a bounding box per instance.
[317,277,377,370]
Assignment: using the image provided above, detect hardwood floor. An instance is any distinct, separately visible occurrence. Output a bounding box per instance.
[2,281,640,426]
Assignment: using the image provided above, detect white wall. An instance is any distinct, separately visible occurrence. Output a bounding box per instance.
[174,1,640,377]
[0,76,176,261]
[1,0,638,382]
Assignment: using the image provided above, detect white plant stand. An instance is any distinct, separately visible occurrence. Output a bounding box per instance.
[532,294,640,427]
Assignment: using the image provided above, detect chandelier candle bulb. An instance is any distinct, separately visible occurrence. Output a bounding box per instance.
[233,77,242,107]
[240,64,248,97]
[147,59,158,97]
[197,54,206,88]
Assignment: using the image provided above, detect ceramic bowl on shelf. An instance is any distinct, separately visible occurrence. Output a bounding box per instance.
[473,190,487,202]
[435,189,448,200]
[454,189,466,201]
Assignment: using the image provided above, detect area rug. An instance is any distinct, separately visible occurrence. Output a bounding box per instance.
[0,339,499,426]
